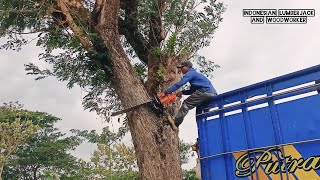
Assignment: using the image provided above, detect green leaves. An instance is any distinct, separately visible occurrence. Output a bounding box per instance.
[179,140,193,165]
[183,169,199,180]
[194,55,220,79]
[134,63,147,80]
[150,47,163,59]
[71,126,128,145]
[0,0,49,37]
[0,34,28,51]
[166,32,177,55]
[90,143,138,178]
[155,65,165,81]
[162,0,226,60]
[0,103,40,177]
[1,0,224,124]
[70,126,138,179]
[1,102,82,179]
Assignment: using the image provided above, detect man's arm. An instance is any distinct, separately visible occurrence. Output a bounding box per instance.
[164,72,194,94]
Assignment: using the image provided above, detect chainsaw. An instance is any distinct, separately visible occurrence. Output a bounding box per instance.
[111,93,177,117]
[111,93,178,131]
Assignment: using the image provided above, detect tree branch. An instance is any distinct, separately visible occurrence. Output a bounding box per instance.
[0,9,41,13]
[148,0,165,48]
[8,28,51,35]
[92,0,120,31]
[57,0,92,50]
[119,0,149,65]
[0,8,63,13]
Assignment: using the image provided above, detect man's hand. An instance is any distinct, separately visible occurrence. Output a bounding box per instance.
[175,91,183,97]
[157,92,165,98]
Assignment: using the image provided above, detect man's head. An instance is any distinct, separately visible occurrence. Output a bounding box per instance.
[177,61,193,74]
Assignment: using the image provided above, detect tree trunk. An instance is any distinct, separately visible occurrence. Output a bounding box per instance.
[98,29,183,179]
[93,1,183,179]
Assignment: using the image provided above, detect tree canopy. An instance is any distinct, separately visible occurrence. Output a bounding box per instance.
[0,102,39,178]
[0,0,224,118]
[0,102,80,179]
[0,0,225,179]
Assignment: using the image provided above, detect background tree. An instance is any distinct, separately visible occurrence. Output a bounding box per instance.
[2,110,82,180]
[78,142,197,180]
[183,169,199,180]
[71,126,138,179]
[0,102,39,179]
[72,126,194,179]
[0,0,225,179]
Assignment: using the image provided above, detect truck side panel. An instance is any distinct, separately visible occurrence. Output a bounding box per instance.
[196,65,320,180]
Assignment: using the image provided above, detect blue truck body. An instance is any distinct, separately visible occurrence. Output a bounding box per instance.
[196,64,320,180]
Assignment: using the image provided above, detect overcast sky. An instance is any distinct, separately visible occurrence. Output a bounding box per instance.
[1,0,320,170]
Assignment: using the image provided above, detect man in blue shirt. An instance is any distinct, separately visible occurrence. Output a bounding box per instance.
[158,61,217,127]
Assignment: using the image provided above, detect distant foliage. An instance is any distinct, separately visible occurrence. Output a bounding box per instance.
[1,102,82,179]
[71,126,139,179]
[0,102,39,178]
[183,169,199,180]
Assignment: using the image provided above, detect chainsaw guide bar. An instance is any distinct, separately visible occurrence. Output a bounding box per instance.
[111,94,176,117]
[110,99,153,116]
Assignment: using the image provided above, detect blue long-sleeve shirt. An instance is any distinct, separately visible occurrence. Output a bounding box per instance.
[165,68,217,95]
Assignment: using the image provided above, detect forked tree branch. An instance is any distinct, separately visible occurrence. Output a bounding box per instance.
[57,0,92,50]
[119,0,149,65]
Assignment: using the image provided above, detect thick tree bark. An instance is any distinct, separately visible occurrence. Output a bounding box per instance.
[93,0,183,179]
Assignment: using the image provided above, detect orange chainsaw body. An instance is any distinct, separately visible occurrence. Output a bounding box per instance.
[159,93,177,105]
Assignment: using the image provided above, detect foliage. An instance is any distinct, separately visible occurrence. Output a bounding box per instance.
[162,0,225,57]
[71,125,129,145]
[72,127,194,178]
[0,0,225,120]
[179,140,193,165]
[2,110,138,179]
[133,63,147,80]
[194,55,220,79]
[166,32,177,55]
[85,143,139,179]
[150,47,163,60]
[0,102,39,177]
[43,171,61,180]
[155,65,165,81]
[0,105,195,179]
[1,102,82,179]
[183,169,199,180]
[71,126,139,179]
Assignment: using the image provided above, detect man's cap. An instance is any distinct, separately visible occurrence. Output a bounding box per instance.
[177,61,193,68]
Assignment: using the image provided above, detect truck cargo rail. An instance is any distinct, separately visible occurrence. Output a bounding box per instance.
[196,64,320,180]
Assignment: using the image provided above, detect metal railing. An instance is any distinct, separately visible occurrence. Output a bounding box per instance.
[197,82,320,118]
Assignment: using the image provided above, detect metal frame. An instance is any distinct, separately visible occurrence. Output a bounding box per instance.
[197,82,320,118]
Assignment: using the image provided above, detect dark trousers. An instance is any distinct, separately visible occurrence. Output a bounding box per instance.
[316,80,320,94]
[174,90,216,127]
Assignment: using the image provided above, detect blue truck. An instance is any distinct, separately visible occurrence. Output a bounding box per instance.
[196,64,320,180]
